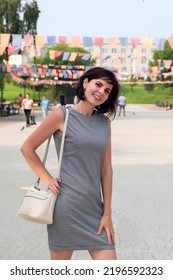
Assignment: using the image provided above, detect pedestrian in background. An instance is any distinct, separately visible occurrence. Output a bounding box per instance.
[73,94,79,105]
[118,93,126,116]
[18,93,23,108]
[59,93,66,106]
[163,97,169,111]
[41,95,50,119]
[22,93,34,127]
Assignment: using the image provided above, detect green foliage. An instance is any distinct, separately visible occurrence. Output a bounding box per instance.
[4,79,173,105]
[34,44,95,66]
[150,38,173,67]
[144,76,155,92]
[117,84,173,104]
[0,0,21,33]
[0,70,6,101]
[0,0,40,62]
[0,0,40,34]
[23,0,40,34]
[129,74,138,93]
[0,70,5,90]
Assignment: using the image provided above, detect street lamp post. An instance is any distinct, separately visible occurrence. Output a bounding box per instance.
[54,76,59,99]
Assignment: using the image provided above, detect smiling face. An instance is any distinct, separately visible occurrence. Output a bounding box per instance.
[83,78,113,107]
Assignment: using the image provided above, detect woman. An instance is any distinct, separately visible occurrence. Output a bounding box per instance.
[21,67,120,260]
[22,93,34,127]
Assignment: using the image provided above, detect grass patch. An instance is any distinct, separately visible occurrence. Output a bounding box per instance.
[120,84,173,104]
[2,81,173,105]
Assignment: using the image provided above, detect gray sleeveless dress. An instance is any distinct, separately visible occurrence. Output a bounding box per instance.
[47,106,115,251]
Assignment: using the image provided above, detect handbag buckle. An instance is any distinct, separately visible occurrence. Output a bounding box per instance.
[34,179,41,190]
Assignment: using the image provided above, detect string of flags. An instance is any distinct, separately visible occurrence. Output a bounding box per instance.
[1,62,173,86]
[1,34,173,85]
[0,34,173,56]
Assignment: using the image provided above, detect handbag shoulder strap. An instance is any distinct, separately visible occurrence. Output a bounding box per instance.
[57,107,69,176]
[35,107,69,186]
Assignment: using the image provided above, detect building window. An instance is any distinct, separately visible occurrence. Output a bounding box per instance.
[121,59,126,64]
[121,48,126,53]
[142,48,146,54]
[102,48,107,53]
[141,59,147,64]
[88,48,93,53]
[112,48,116,53]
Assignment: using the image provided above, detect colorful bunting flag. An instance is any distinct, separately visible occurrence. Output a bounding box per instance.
[55,50,62,57]
[35,35,45,47]
[71,36,81,47]
[94,37,104,46]
[103,55,111,61]
[168,37,173,50]
[0,33,10,48]
[82,54,91,60]
[41,49,47,57]
[142,37,153,49]
[131,37,140,48]
[107,37,117,46]
[83,37,93,47]
[47,36,56,46]
[0,46,6,55]
[49,50,56,60]
[24,35,34,46]
[69,52,77,61]
[154,38,165,51]
[119,37,128,47]
[62,52,70,61]
[58,36,67,44]
[12,34,22,48]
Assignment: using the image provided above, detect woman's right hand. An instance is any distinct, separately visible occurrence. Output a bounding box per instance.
[45,177,62,194]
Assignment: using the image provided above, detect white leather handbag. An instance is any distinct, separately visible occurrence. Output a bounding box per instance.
[17,108,69,224]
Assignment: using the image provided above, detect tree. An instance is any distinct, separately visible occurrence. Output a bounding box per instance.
[144,76,155,93]
[22,0,40,34]
[149,38,173,76]
[0,0,21,34]
[0,0,40,62]
[0,0,40,34]
[129,74,137,93]
[0,69,5,101]
[149,38,173,92]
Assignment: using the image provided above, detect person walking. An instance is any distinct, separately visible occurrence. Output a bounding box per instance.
[73,94,79,105]
[118,93,126,116]
[59,93,66,106]
[41,95,50,119]
[22,93,34,127]
[18,93,23,107]
[21,67,120,260]
[163,97,169,111]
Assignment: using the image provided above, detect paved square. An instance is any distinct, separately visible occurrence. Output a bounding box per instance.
[0,105,173,259]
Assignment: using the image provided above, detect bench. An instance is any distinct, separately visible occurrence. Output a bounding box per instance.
[0,103,9,117]
[6,102,20,115]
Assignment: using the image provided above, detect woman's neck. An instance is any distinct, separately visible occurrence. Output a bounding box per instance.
[73,101,95,116]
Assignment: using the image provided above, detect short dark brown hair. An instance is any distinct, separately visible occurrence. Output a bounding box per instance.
[76,67,120,119]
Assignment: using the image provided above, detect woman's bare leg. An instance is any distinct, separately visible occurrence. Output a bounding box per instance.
[89,249,117,260]
[50,250,73,260]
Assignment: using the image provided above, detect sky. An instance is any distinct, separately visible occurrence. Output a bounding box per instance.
[36,0,173,39]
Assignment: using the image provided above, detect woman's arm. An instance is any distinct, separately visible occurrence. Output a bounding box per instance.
[21,108,64,193]
[97,120,115,244]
